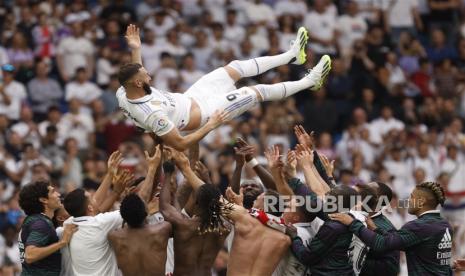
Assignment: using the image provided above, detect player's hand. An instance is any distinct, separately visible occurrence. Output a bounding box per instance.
[284,150,297,179]
[112,169,134,194]
[285,223,298,239]
[147,195,160,215]
[208,110,230,129]
[194,161,212,183]
[107,151,123,176]
[294,125,314,150]
[453,259,465,271]
[125,24,141,49]
[265,145,284,172]
[295,144,314,169]
[145,145,162,169]
[236,137,254,162]
[234,143,254,167]
[226,187,243,206]
[167,148,190,169]
[60,224,78,245]
[320,154,335,178]
[329,213,354,226]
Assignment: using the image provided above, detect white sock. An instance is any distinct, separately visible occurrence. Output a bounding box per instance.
[254,78,313,102]
[228,51,294,78]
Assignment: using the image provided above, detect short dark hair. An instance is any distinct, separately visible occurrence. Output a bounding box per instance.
[64,188,88,217]
[120,193,147,228]
[376,182,393,206]
[117,63,142,87]
[356,184,378,212]
[19,181,50,216]
[327,185,358,211]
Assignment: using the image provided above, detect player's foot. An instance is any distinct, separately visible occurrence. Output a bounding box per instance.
[305,55,332,91]
[289,27,309,65]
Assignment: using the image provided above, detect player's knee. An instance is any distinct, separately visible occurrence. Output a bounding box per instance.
[225,61,243,82]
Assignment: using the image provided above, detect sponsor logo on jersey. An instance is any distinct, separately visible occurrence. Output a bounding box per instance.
[151,100,162,106]
[438,228,452,249]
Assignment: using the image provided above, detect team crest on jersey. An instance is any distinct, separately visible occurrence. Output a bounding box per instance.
[158,119,167,127]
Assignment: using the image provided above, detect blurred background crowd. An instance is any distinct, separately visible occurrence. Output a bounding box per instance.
[0,0,465,275]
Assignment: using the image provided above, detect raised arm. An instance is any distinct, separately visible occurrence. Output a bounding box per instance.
[92,151,123,211]
[265,145,293,196]
[330,213,423,252]
[296,145,328,197]
[99,169,134,212]
[138,145,162,203]
[170,149,205,190]
[160,110,229,152]
[236,138,277,190]
[159,161,184,224]
[230,144,253,193]
[125,24,142,65]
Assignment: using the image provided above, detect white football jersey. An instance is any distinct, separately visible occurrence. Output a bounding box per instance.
[116,86,191,136]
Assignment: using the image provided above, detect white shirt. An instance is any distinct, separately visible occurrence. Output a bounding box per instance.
[57,36,94,78]
[337,14,368,52]
[273,222,314,276]
[386,0,418,28]
[65,81,102,104]
[0,80,27,120]
[369,117,405,144]
[116,86,191,136]
[141,42,163,74]
[96,58,116,86]
[65,211,123,276]
[274,0,308,17]
[304,10,337,54]
[383,159,414,200]
[243,2,276,25]
[60,112,95,149]
[180,69,205,91]
[440,156,465,192]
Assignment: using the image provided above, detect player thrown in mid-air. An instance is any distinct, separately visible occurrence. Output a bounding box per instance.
[117,24,331,151]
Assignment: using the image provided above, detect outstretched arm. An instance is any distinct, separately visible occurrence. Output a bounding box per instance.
[99,169,133,212]
[159,161,184,224]
[236,138,277,190]
[169,149,205,191]
[159,110,229,152]
[329,213,423,252]
[125,24,142,65]
[296,144,329,197]
[265,145,293,196]
[91,151,123,212]
[138,145,162,203]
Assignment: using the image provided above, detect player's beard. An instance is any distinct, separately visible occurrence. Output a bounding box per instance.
[143,82,151,95]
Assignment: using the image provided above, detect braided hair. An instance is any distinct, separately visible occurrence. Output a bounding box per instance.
[195,183,233,235]
[416,181,446,207]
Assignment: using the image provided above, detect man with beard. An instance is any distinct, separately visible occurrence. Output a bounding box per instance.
[117,24,331,151]
[159,150,228,276]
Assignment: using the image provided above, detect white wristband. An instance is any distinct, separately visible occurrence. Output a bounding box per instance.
[247,158,259,168]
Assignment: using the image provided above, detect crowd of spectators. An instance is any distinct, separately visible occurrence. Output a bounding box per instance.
[1,0,465,274]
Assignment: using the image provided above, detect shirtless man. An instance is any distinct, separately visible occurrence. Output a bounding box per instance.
[108,146,171,276]
[117,25,331,151]
[160,151,227,276]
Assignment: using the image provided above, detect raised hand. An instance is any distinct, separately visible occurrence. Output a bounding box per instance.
[125,24,141,49]
[294,125,314,150]
[167,148,190,169]
[265,145,284,172]
[284,223,298,239]
[226,187,243,206]
[112,169,134,194]
[107,151,123,176]
[194,161,212,183]
[144,145,162,169]
[236,137,255,162]
[320,154,335,178]
[234,145,255,167]
[284,150,297,179]
[295,144,314,169]
[147,196,160,215]
[61,224,78,244]
[207,110,231,129]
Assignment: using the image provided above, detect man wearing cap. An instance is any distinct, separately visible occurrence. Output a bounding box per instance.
[0,64,27,121]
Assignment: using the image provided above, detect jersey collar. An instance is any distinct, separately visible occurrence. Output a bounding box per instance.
[418,209,440,217]
[127,94,151,104]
